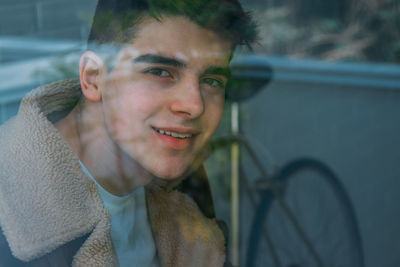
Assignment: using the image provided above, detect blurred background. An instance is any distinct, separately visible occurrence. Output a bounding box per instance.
[0,0,399,266]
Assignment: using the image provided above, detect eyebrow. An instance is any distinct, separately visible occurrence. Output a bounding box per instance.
[133,54,186,68]
[133,53,231,78]
[204,66,231,79]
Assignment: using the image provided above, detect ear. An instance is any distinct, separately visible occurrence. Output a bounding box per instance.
[79,51,106,102]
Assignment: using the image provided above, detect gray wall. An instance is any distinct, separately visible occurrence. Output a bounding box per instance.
[236,55,400,267]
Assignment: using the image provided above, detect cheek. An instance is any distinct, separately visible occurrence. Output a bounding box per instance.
[102,85,162,141]
[102,90,134,139]
[206,98,225,131]
[197,101,224,148]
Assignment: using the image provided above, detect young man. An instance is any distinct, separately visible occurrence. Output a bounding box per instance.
[0,0,256,266]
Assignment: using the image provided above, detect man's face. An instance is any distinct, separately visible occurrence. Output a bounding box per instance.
[98,16,232,180]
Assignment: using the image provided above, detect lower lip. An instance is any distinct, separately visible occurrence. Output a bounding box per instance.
[153,129,194,150]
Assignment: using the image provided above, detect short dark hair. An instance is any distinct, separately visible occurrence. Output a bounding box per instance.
[88,0,258,49]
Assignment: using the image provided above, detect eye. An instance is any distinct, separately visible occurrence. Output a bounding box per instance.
[144,68,171,77]
[201,77,225,89]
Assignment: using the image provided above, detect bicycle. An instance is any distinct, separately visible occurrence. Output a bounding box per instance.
[210,135,364,267]
[209,55,364,267]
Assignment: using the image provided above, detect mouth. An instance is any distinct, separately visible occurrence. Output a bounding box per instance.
[152,127,195,139]
[152,126,197,150]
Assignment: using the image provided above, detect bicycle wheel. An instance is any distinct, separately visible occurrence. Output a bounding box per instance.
[247,158,364,267]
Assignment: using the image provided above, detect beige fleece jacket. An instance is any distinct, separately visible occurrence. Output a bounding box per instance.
[0,79,225,267]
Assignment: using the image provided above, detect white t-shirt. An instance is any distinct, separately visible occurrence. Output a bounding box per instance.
[80,161,160,267]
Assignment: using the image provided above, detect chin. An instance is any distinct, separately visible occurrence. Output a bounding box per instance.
[150,161,195,181]
[152,167,188,181]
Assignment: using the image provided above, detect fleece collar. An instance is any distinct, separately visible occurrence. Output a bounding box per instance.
[0,79,116,265]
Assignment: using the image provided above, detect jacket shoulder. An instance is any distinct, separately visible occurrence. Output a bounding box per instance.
[0,225,88,267]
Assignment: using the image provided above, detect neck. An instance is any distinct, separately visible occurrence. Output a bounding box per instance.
[55,99,154,196]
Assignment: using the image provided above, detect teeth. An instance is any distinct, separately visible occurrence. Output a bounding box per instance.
[154,128,192,139]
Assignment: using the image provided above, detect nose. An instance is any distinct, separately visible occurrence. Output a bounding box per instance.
[169,76,205,119]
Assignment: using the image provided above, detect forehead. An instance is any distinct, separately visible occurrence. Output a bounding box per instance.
[118,16,233,68]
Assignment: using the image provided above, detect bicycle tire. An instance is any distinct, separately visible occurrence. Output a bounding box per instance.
[247,158,364,267]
